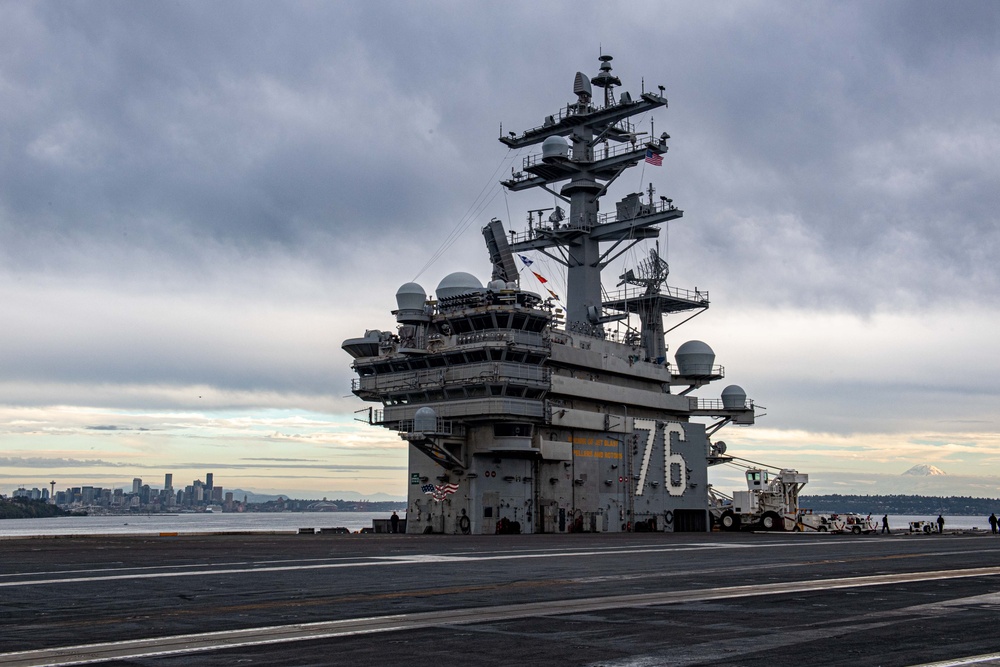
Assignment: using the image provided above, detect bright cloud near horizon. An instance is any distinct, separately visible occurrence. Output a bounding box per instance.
[2,2,998,500]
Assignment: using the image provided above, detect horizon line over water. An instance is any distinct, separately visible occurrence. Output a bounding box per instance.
[0,511,397,538]
[0,513,996,538]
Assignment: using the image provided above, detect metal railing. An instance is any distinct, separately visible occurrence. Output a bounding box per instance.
[507,195,677,247]
[695,398,754,411]
[507,219,595,244]
[602,283,709,305]
[376,399,545,426]
[671,364,725,379]
[520,139,651,171]
[455,330,549,348]
[352,362,550,393]
[393,417,455,435]
[508,104,637,143]
[596,198,678,226]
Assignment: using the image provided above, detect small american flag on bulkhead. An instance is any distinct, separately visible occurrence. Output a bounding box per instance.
[645,148,663,166]
[423,483,459,501]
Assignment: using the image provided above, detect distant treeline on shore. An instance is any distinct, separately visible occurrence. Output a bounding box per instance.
[800,494,1000,516]
[250,499,407,512]
[0,498,71,519]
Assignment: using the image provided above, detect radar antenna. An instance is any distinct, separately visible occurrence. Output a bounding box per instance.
[591,54,622,108]
[620,243,670,296]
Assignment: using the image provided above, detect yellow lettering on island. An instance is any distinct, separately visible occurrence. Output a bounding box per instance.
[569,436,621,447]
[572,449,622,460]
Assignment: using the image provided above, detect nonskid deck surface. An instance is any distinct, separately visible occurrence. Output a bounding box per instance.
[2,533,1000,666]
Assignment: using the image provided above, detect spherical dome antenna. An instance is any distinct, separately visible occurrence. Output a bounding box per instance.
[721,385,747,410]
[675,340,716,376]
[414,407,437,432]
[436,272,483,300]
[395,282,426,311]
[542,135,570,161]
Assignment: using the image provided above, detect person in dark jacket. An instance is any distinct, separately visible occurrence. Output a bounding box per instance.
[390,511,400,533]
[881,514,890,534]
[937,514,945,533]
[989,513,997,535]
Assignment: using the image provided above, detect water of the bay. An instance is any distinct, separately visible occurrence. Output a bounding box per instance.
[0,511,398,538]
[0,512,996,538]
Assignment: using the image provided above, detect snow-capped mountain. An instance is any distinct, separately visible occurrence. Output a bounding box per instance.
[903,464,947,476]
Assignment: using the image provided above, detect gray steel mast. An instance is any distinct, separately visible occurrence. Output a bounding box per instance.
[499,55,680,332]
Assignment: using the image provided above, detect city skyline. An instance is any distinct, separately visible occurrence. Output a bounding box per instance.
[1,3,998,499]
[3,468,405,502]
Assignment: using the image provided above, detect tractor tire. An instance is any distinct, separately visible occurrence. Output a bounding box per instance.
[761,511,783,531]
[720,510,741,532]
[852,526,862,535]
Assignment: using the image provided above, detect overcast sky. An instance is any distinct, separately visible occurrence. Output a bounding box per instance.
[2,1,998,500]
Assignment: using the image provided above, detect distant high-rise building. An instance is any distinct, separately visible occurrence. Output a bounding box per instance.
[132,478,141,494]
[205,473,214,491]
[164,473,173,490]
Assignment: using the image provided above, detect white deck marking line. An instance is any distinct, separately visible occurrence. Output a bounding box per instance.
[0,542,804,588]
[0,555,367,580]
[1,540,993,588]
[909,652,1000,667]
[2,566,1000,667]
[0,541,715,579]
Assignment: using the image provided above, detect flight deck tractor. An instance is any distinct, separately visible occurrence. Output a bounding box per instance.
[709,468,808,531]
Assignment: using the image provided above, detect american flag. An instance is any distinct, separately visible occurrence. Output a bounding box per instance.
[422,482,459,501]
[645,149,663,166]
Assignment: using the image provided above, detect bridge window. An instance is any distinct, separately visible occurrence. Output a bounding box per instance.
[494,423,532,437]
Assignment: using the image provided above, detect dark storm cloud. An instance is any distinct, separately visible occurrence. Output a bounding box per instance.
[660,3,1000,310]
[0,2,479,277]
[0,1,997,421]
[86,425,151,431]
[240,457,320,463]
[173,461,404,471]
[2,2,996,300]
[0,457,129,468]
[0,456,402,473]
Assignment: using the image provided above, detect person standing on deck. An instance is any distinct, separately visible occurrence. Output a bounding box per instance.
[881,514,890,534]
[937,515,945,534]
[989,513,997,535]
[390,511,400,534]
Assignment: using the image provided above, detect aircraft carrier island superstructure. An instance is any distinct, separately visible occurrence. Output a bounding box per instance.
[343,56,758,534]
